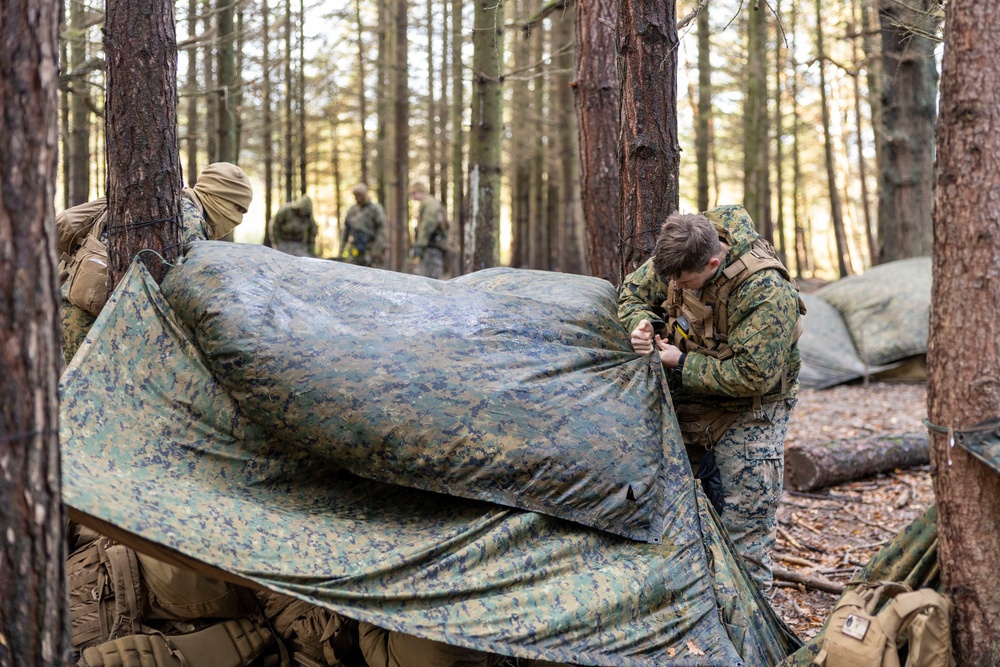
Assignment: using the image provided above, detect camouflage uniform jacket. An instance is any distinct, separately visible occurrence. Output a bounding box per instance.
[270,203,318,251]
[618,205,801,411]
[342,201,387,264]
[413,196,447,250]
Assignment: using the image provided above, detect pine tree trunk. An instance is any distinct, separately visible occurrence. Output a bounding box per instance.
[468,0,504,272]
[815,0,851,278]
[388,0,409,271]
[68,0,91,205]
[0,1,70,662]
[509,0,530,269]
[438,1,450,206]
[575,0,620,284]
[790,1,807,278]
[203,0,217,164]
[859,0,882,243]
[617,0,680,281]
[850,0,875,267]
[528,7,547,271]
[283,0,293,201]
[743,3,770,240]
[555,6,585,275]
[216,0,236,162]
[427,0,437,198]
[929,2,1000,660]
[235,6,244,163]
[186,0,199,186]
[355,0,369,184]
[297,0,306,196]
[262,0,274,243]
[105,0,183,287]
[60,2,70,208]
[773,0,787,264]
[696,0,711,213]
[877,0,939,263]
[376,0,388,204]
[449,0,464,276]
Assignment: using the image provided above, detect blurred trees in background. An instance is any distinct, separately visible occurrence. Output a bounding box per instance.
[56,0,945,283]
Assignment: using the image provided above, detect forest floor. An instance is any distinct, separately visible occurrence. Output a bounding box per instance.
[769,381,933,640]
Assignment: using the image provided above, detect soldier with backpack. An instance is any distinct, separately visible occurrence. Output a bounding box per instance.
[618,205,805,591]
[408,181,449,279]
[341,183,387,268]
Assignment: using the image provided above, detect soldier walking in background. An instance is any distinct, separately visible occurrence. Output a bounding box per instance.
[341,183,387,268]
[270,195,318,257]
[618,206,804,591]
[408,181,449,279]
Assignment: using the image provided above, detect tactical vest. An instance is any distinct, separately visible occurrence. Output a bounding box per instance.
[662,238,805,410]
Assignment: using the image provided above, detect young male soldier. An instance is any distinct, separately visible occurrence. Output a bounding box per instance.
[618,205,803,591]
[270,195,318,257]
[341,183,387,267]
[408,181,449,279]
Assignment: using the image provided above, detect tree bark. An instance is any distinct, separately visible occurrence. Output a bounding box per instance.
[186,0,199,186]
[929,1,1000,660]
[262,0,274,244]
[773,0,786,263]
[427,0,437,198]
[616,0,680,282]
[387,0,409,271]
[695,0,711,214]
[528,4,547,271]
[68,0,91,205]
[203,0,217,164]
[449,0,464,277]
[355,0,369,184]
[467,0,504,272]
[876,0,939,264]
[216,0,236,162]
[575,0,620,285]
[785,433,929,492]
[509,0,530,269]
[0,0,71,662]
[283,0,293,200]
[815,0,851,278]
[789,0,807,278]
[297,0,306,196]
[743,3,770,240]
[555,6,585,275]
[850,0,875,267]
[105,0,183,287]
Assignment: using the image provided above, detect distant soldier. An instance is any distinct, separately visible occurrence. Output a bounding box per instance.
[409,181,449,279]
[270,195,318,257]
[57,162,254,362]
[341,183,387,268]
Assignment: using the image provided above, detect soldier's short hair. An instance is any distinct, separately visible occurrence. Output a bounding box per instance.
[352,183,369,197]
[652,212,721,280]
[409,180,428,195]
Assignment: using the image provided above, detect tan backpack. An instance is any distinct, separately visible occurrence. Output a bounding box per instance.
[813,582,955,667]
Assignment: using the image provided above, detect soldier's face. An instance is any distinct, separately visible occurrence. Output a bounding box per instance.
[674,258,720,290]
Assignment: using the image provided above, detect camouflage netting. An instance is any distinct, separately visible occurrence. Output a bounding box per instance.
[796,293,895,389]
[813,257,931,367]
[158,242,678,543]
[61,256,802,667]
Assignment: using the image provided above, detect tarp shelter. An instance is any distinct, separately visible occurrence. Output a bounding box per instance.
[60,244,801,667]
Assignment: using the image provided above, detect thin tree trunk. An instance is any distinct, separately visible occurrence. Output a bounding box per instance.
[203,0,217,164]
[815,0,851,278]
[450,0,464,276]
[262,0,274,244]
[790,1,807,278]
[438,0,450,206]
[61,0,70,208]
[468,0,504,271]
[696,0,711,213]
[528,7,547,271]
[235,4,244,163]
[555,6,585,275]
[877,0,939,263]
[929,3,1000,660]
[773,0,787,264]
[376,0,388,204]
[105,0,183,287]
[850,0,875,267]
[69,0,91,205]
[297,0,306,196]
[859,0,882,243]
[388,0,409,271]
[0,0,69,662]
[617,0,680,281]
[355,0,369,184]
[216,0,236,162]
[575,0,620,285]
[186,0,199,186]
[283,0,293,201]
[743,3,770,239]
[427,0,437,198]
[331,115,342,237]
[509,0,529,269]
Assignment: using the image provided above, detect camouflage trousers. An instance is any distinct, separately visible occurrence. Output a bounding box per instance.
[61,288,97,364]
[417,247,445,279]
[683,399,793,591]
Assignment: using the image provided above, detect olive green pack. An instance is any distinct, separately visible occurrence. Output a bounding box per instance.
[812,582,955,667]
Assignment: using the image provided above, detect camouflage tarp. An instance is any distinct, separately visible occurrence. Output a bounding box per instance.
[61,257,802,667]
[158,242,677,543]
[814,257,931,367]
[796,293,895,389]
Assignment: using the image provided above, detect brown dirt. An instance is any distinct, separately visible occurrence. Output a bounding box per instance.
[771,381,933,640]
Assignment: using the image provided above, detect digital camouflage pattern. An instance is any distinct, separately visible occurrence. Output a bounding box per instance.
[60,260,802,666]
[814,257,930,367]
[59,196,211,363]
[159,243,680,543]
[618,205,801,412]
[341,200,387,267]
[413,195,447,251]
[269,196,318,257]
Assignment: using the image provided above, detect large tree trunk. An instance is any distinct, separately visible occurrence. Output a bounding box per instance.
[929,1,1000,660]
[575,0,620,285]
[262,0,274,244]
[815,0,852,278]
[68,0,91,205]
[743,3,770,240]
[467,0,504,272]
[216,0,236,162]
[0,1,70,662]
[695,0,711,214]
[105,0,183,287]
[509,0,530,269]
[449,0,464,277]
[876,0,940,264]
[387,0,409,271]
[617,0,680,282]
[555,7,585,275]
[785,433,929,492]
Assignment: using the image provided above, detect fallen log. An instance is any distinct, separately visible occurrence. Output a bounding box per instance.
[772,567,845,595]
[784,432,929,492]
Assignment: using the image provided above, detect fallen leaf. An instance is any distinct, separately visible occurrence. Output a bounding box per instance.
[685,641,705,656]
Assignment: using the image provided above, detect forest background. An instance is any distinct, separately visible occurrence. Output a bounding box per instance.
[57,0,943,283]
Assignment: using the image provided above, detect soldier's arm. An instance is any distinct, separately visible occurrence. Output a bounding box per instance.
[680,271,798,397]
[617,259,671,337]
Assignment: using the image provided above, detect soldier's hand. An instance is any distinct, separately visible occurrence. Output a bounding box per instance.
[631,320,655,354]
[655,336,683,368]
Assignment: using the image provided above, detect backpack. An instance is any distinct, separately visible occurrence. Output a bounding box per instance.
[812,582,955,667]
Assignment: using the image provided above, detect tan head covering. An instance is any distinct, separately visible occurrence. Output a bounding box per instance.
[351,183,369,197]
[293,195,313,216]
[409,181,428,195]
[192,163,253,239]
